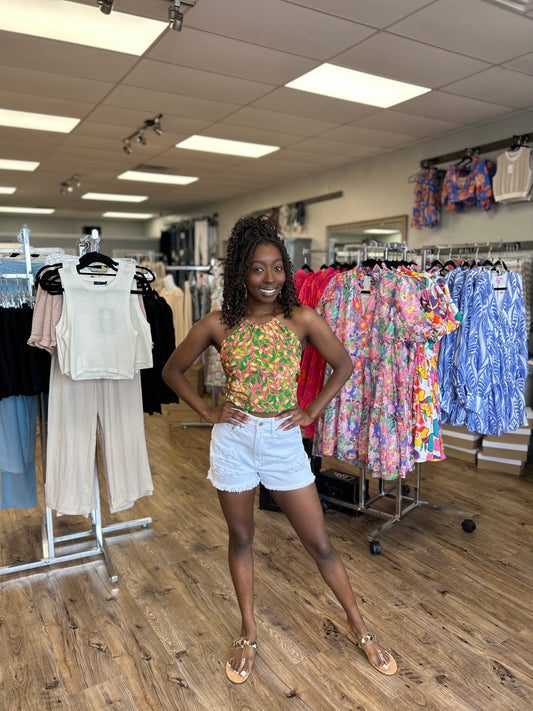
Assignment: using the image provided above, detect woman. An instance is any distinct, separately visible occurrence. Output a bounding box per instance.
[162,215,396,683]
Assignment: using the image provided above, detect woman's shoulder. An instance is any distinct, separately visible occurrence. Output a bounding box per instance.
[288,303,320,324]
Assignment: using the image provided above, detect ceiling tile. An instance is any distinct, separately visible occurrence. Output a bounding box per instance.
[504,52,533,76]
[263,148,351,166]
[220,106,338,137]
[0,66,114,103]
[398,90,515,123]
[0,31,136,82]
[123,60,275,105]
[148,28,317,84]
[252,87,379,123]
[286,0,443,27]
[195,123,304,148]
[184,0,375,59]
[442,67,533,109]
[318,125,418,148]
[103,85,238,121]
[350,110,461,137]
[332,32,490,88]
[0,89,93,120]
[389,0,533,63]
[290,138,381,157]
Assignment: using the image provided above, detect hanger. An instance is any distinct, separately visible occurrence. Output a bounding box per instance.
[35,257,155,296]
[76,251,118,274]
[509,134,529,152]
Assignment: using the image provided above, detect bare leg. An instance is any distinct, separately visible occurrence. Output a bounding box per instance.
[270,484,392,671]
[217,488,258,678]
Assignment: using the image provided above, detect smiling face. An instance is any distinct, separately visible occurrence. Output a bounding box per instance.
[245,242,286,306]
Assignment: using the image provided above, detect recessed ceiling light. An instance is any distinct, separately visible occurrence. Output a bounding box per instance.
[103,211,155,219]
[82,192,148,203]
[285,63,431,108]
[118,171,198,185]
[364,228,401,235]
[0,159,39,171]
[0,0,166,56]
[0,108,80,134]
[0,206,55,214]
[0,187,16,194]
[175,135,279,158]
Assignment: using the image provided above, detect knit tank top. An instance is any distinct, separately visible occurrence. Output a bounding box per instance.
[56,259,152,380]
[220,317,301,413]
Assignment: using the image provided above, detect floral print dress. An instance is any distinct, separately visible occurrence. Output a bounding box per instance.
[314,268,438,480]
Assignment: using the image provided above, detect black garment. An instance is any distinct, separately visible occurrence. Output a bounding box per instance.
[0,305,51,399]
[141,291,179,415]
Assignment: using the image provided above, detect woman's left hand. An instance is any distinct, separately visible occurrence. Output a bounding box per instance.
[275,406,314,430]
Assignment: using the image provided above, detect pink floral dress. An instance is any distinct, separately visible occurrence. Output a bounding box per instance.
[314,268,439,479]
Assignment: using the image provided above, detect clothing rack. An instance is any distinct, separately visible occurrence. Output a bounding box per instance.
[314,244,475,553]
[167,262,220,428]
[0,233,152,582]
[420,132,532,168]
[0,226,34,294]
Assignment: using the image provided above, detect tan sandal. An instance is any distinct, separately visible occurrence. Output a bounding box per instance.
[225,637,257,684]
[348,630,397,676]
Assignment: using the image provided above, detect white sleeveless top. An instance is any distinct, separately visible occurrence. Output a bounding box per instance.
[493,147,533,203]
[56,259,153,380]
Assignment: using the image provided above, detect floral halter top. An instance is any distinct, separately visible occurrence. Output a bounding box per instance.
[220,317,302,413]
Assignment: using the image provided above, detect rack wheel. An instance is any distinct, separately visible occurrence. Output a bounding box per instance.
[461,519,476,533]
[369,540,382,555]
[401,484,411,496]
[319,498,329,513]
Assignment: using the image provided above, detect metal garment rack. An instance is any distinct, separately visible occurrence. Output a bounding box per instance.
[0,230,151,581]
[316,245,475,554]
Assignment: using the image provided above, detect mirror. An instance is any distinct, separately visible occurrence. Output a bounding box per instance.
[327,215,407,264]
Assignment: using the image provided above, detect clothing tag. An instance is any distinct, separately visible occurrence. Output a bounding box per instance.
[363,275,372,291]
[507,164,514,174]
[92,280,108,286]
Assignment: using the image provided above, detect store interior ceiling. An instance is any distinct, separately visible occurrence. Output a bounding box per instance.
[2,0,533,221]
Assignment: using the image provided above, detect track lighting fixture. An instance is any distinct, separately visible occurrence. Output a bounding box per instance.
[60,174,81,196]
[97,0,114,15]
[121,114,164,154]
[168,1,184,30]
[168,0,196,31]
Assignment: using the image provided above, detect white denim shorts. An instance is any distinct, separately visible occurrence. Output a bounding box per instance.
[207,412,315,493]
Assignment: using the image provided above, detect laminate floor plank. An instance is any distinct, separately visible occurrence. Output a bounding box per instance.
[0,402,532,710]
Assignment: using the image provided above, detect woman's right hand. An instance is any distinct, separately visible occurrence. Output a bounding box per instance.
[205,400,250,426]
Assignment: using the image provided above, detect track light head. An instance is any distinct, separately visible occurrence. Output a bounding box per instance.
[137,131,147,145]
[97,0,114,15]
[169,1,184,30]
[153,126,163,136]
[123,140,133,154]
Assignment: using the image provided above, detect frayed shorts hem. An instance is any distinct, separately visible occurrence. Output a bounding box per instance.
[206,471,315,493]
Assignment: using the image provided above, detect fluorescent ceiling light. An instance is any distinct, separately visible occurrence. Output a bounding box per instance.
[82,192,148,203]
[0,108,80,133]
[0,159,39,171]
[175,135,279,158]
[0,0,166,56]
[0,187,16,194]
[364,228,401,235]
[0,206,55,214]
[118,171,198,185]
[103,211,155,219]
[286,63,430,108]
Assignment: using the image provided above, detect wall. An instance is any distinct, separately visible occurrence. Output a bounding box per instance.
[0,215,159,254]
[197,111,533,267]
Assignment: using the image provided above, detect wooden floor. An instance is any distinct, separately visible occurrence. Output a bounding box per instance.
[1,401,533,710]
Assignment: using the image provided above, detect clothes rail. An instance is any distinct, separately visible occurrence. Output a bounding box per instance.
[420,132,532,168]
[313,249,476,553]
[0,235,153,582]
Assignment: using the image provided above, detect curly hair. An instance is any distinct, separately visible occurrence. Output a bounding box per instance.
[221,215,300,328]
